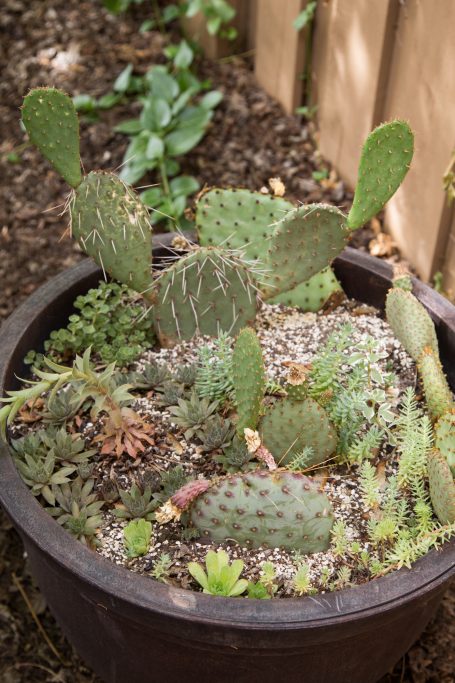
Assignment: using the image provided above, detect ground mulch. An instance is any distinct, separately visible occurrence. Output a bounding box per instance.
[0,1,453,681]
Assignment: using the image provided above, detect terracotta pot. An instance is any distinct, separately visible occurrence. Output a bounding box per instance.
[0,236,454,683]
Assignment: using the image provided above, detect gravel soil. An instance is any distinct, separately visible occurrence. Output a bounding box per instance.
[0,1,453,681]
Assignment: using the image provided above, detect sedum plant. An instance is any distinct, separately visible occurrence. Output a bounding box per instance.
[188,549,248,597]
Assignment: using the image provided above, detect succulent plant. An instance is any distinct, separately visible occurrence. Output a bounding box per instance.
[198,415,235,452]
[114,483,157,521]
[123,519,153,558]
[168,390,219,440]
[417,347,453,421]
[47,476,103,518]
[100,477,120,503]
[136,468,162,494]
[386,287,439,362]
[435,413,455,476]
[159,469,334,553]
[155,381,185,407]
[42,386,80,424]
[188,549,248,597]
[215,436,256,472]
[14,453,75,505]
[173,364,197,387]
[127,361,172,390]
[232,329,265,437]
[41,426,97,465]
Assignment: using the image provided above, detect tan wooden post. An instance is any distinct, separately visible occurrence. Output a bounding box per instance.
[254,0,310,115]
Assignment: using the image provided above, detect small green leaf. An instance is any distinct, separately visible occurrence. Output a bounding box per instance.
[114,118,143,134]
[207,16,222,35]
[114,64,133,93]
[174,40,194,70]
[169,175,200,197]
[146,134,165,160]
[141,98,172,131]
[165,127,205,156]
[200,90,223,110]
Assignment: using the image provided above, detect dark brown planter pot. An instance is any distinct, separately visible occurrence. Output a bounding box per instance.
[0,236,454,683]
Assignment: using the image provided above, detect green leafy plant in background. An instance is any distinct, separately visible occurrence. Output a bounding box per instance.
[293,1,318,118]
[123,518,153,557]
[185,0,237,39]
[112,40,222,229]
[25,281,155,368]
[188,549,248,596]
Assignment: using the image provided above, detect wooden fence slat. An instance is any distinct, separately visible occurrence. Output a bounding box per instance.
[254,0,309,115]
[382,0,455,281]
[312,0,399,188]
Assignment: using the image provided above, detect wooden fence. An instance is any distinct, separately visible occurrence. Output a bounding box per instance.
[183,0,455,287]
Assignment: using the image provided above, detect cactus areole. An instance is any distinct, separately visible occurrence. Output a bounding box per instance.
[0,239,454,683]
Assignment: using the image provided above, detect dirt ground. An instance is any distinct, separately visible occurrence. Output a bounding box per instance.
[0,1,453,681]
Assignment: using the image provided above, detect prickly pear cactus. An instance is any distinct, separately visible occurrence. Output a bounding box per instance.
[435,413,455,476]
[22,88,82,188]
[70,172,153,296]
[259,397,338,467]
[196,188,293,261]
[385,288,439,361]
[269,267,343,312]
[427,449,455,524]
[418,348,453,421]
[189,469,334,552]
[232,329,265,437]
[347,121,414,230]
[263,205,348,299]
[152,247,258,346]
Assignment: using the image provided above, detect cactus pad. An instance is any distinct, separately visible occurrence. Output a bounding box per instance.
[269,267,343,312]
[418,348,453,421]
[233,329,266,436]
[347,120,414,230]
[70,172,153,296]
[263,205,348,299]
[196,188,293,261]
[189,469,334,552]
[22,88,82,188]
[259,397,338,467]
[435,413,455,476]
[152,247,258,346]
[427,449,455,524]
[385,288,439,361]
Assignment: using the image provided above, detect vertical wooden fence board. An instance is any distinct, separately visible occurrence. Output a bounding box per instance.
[254,0,308,114]
[312,0,398,187]
[382,0,455,281]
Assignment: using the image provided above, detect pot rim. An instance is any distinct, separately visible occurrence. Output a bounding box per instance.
[0,243,454,631]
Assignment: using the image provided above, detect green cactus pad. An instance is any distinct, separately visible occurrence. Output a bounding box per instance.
[263,204,348,299]
[427,449,455,524]
[385,288,439,361]
[190,469,334,552]
[269,267,343,312]
[152,247,258,346]
[70,172,153,296]
[22,88,82,188]
[285,383,308,401]
[418,348,453,421]
[233,329,266,436]
[259,397,338,467]
[347,120,414,230]
[196,188,293,261]
[435,413,455,476]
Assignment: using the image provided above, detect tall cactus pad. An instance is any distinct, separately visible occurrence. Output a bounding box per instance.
[260,397,337,467]
[264,205,348,299]
[70,172,153,296]
[196,188,293,261]
[22,88,82,188]
[418,348,453,421]
[385,288,439,361]
[152,247,258,346]
[270,267,342,312]
[233,329,266,436]
[190,469,334,552]
[428,449,455,524]
[435,413,455,476]
[347,121,414,230]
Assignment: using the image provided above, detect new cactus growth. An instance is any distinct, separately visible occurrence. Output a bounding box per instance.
[232,329,265,436]
[427,449,455,524]
[386,287,439,361]
[22,88,82,188]
[164,470,334,553]
[152,247,259,345]
[269,267,343,312]
[70,172,153,296]
[417,347,454,421]
[435,413,455,476]
[346,120,414,230]
[259,397,338,467]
